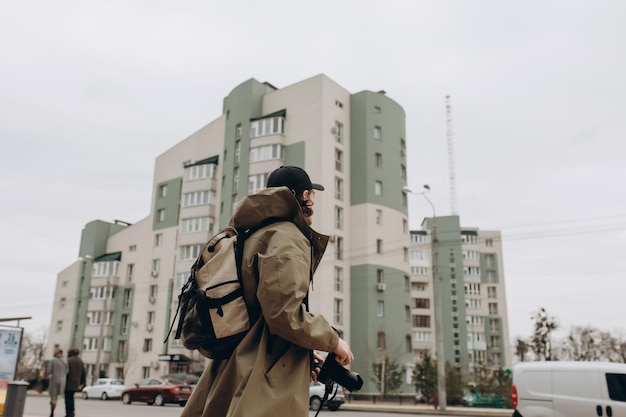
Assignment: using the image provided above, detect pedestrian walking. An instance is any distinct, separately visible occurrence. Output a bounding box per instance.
[64,348,86,417]
[47,348,68,417]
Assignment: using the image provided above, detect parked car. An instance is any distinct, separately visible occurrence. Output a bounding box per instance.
[161,372,200,385]
[120,377,192,406]
[461,392,476,407]
[309,382,345,411]
[82,378,126,400]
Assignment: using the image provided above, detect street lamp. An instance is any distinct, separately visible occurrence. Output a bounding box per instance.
[404,185,447,411]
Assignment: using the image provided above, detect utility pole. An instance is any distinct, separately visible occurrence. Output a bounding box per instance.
[404,185,446,410]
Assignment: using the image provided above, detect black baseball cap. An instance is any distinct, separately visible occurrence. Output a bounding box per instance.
[266,166,324,195]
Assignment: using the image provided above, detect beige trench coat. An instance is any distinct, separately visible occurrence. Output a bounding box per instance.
[181,187,339,417]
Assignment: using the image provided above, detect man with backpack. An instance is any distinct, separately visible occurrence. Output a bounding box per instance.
[181,166,353,417]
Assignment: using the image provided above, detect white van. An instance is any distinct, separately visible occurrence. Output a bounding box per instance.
[512,361,626,417]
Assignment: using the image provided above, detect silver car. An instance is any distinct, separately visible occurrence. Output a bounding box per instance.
[82,378,126,400]
[309,382,345,411]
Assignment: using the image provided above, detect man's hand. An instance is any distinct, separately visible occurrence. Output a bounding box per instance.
[333,338,354,366]
[310,351,325,382]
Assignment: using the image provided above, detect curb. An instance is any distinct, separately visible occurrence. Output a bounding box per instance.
[341,402,512,416]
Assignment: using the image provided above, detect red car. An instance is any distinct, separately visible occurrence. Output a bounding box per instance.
[121,377,192,406]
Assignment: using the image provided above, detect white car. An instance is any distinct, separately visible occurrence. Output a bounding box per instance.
[82,378,126,400]
[309,382,345,411]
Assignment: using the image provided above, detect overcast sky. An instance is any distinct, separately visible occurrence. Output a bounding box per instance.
[2,1,625,347]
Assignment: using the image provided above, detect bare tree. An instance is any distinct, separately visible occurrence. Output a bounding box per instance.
[530,308,558,361]
[560,325,625,362]
[514,337,530,362]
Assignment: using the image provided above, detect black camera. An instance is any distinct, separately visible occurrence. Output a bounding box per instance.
[317,352,363,392]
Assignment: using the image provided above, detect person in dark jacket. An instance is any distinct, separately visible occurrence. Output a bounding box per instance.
[64,348,86,417]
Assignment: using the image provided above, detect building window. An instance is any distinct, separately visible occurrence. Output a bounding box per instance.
[180,244,203,261]
[375,209,383,224]
[250,116,284,138]
[377,331,386,349]
[126,264,134,282]
[405,306,411,322]
[374,105,381,113]
[376,239,383,254]
[334,206,343,229]
[142,367,150,378]
[249,144,285,163]
[335,100,343,108]
[147,311,155,325]
[489,302,498,315]
[374,180,383,196]
[400,138,406,158]
[403,247,409,262]
[232,167,239,190]
[181,217,213,233]
[335,149,343,172]
[129,245,137,252]
[374,126,382,141]
[56,320,62,331]
[415,298,430,309]
[375,153,382,168]
[60,297,66,308]
[377,269,384,284]
[184,163,216,181]
[487,286,497,298]
[335,237,343,261]
[490,318,499,332]
[183,190,215,207]
[157,209,165,222]
[235,124,242,140]
[152,259,160,273]
[334,177,343,200]
[248,173,270,194]
[403,219,408,233]
[122,290,131,308]
[143,339,153,352]
[413,315,431,328]
[158,184,167,198]
[154,234,163,247]
[149,285,158,299]
[485,239,493,247]
[404,275,410,292]
[377,301,384,317]
[334,298,343,324]
[334,121,344,143]
[334,267,343,292]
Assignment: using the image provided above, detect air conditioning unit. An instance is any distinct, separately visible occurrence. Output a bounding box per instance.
[147,324,154,332]
[151,270,159,278]
[150,361,160,369]
[328,235,337,243]
[132,321,138,327]
[149,296,156,304]
[331,126,338,134]
[376,283,386,292]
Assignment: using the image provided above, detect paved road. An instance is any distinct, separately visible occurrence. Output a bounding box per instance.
[22,391,512,417]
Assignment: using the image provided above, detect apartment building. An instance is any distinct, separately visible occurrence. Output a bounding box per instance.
[46,74,417,392]
[410,215,512,384]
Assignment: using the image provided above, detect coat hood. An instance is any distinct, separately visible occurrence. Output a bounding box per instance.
[229,187,329,271]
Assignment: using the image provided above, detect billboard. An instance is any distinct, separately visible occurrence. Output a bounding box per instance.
[0,326,23,383]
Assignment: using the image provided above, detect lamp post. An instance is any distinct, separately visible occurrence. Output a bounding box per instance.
[404,185,447,411]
